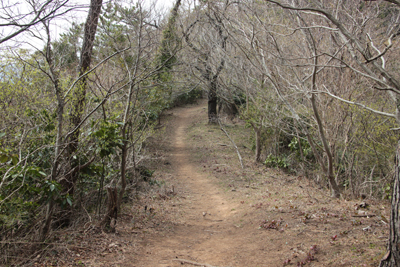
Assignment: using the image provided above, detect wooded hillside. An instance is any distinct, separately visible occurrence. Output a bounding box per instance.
[1,0,400,266]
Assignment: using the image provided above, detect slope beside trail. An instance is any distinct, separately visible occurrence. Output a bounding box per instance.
[19,100,389,266]
[132,102,281,266]
[89,100,388,267]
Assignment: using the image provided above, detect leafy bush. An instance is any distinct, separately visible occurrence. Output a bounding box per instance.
[264,154,289,169]
[288,137,312,160]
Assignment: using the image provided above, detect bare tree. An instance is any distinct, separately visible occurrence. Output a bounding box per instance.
[96,1,176,230]
[182,2,228,123]
[221,0,343,196]
[254,0,400,265]
[0,0,78,45]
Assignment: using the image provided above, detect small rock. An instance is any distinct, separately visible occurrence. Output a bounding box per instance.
[109,243,118,248]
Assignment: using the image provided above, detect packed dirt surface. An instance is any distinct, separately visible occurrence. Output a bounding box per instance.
[126,100,389,267]
[35,100,391,267]
[132,102,278,267]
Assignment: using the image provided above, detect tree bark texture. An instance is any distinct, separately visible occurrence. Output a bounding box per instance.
[254,126,262,162]
[300,14,341,197]
[66,0,103,195]
[249,121,262,162]
[39,22,65,241]
[380,141,400,266]
[100,187,118,231]
[311,93,341,198]
[117,144,128,216]
[208,79,218,123]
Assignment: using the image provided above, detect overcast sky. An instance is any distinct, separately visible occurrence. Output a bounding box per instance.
[0,0,175,52]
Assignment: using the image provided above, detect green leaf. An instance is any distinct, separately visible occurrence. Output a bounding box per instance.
[50,184,55,192]
[44,123,55,132]
[0,132,5,138]
[11,156,18,165]
[0,155,8,163]
[66,197,72,206]
[39,171,46,177]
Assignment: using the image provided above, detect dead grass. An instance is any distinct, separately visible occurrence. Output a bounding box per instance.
[29,100,390,267]
[185,103,390,267]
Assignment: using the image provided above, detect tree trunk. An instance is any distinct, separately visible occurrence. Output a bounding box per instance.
[100,187,118,231]
[301,15,340,197]
[250,122,262,162]
[39,101,63,240]
[255,127,261,162]
[39,197,54,241]
[101,17,143,229]
[182,8,226,125]
[208,80,218,123]
[39,23,65,241]
[311,93,341,198]
[117,143,128,216]
[380,140,400,266]
[66,0,103,195]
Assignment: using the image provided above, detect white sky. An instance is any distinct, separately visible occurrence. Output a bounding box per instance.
[0,0,175,52]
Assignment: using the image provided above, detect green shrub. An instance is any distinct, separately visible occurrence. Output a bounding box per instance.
[264,154,289,169]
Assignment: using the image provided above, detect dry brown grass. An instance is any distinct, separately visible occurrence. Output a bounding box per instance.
[29,100,389,267]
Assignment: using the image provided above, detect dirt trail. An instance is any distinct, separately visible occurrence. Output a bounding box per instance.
[128,101,388,267]
[172,104,235,221]
[50,100,388,267]
[134,103,245,267]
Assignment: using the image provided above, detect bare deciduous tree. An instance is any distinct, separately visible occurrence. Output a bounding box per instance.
[0,0,77,45]
[182,2,227,123]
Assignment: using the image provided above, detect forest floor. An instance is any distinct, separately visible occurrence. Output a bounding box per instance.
[36,100,390,266]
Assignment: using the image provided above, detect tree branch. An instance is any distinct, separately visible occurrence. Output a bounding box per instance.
[320,87,397,119]
[63,46,130,99]
[218,118,244,169]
